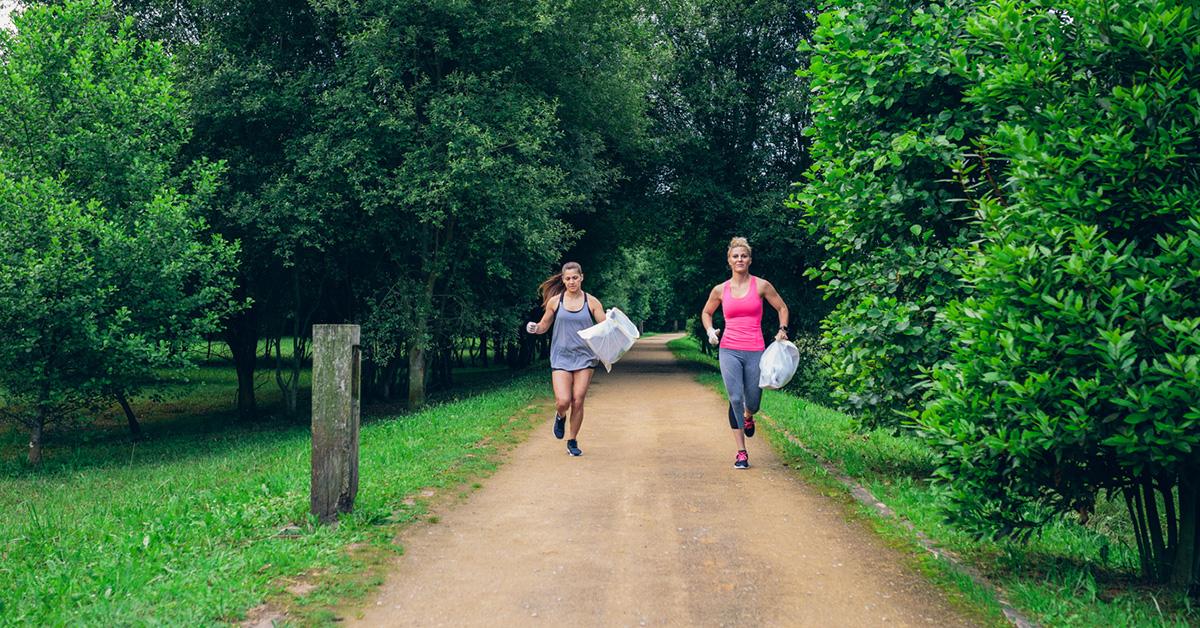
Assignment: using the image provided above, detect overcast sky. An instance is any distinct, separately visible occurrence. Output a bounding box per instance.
[1,1,17,32]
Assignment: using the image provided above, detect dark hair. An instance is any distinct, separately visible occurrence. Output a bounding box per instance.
[538,262,583,301]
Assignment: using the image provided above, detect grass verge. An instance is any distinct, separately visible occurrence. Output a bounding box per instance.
[0,367,549,625]
[667,335,1198,627]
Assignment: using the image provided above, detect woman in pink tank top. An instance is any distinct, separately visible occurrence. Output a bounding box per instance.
[701,237,790,469]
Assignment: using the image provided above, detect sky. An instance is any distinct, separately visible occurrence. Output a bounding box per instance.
[1,1,17,32]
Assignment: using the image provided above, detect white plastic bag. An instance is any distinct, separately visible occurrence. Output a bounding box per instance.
[758,340,800,389]
[577,307,641,372]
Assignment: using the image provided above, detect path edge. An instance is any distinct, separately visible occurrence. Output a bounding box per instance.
[759,412,1039,628]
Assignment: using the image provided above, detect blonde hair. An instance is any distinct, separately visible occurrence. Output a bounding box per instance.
[727,236,752,256]
[538,262,584,300]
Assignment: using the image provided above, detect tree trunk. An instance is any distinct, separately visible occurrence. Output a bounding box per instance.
[28,415,44,465]
[1126,485,1153,579]
[224,308,259,420]
[379,359,399,400]
[1144,477,1169,580]
[408,343,426,410]
[518,332,535,367]
[441,346,453,387]
[479,334,489,367]
[28,396,48,463]
[116,390,142,441]
[1173,466,1199,589]
[276,271,316,419]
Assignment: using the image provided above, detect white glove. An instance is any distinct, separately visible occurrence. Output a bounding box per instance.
[707,327,721,346]
[526,322,539,334]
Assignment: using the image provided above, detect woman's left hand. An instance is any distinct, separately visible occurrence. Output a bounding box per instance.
[774,329,788,342]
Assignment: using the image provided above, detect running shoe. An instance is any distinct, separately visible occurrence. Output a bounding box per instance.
[566,439,582,456]
[743,414,756,438]
[733,450,749,469]
[553,413,566,440]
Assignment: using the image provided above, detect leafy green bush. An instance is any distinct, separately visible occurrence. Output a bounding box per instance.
[920,0,1200,588]
[785,333,835,406]
[794,0,986,427]
[0,0,237,463]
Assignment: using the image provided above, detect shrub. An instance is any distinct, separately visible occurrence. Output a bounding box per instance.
[794,0,986,428]
[920,0,1200,588]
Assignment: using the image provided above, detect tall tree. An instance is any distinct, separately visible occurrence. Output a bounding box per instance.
[96,0,343,418]
[648,0,822,343]
[309,0,634,407]
[0,0,237,462]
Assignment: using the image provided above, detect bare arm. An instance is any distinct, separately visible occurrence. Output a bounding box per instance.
[761,279,790,341]
[589,295,607,323]
[526,298,557,334]
[701,284,723,344]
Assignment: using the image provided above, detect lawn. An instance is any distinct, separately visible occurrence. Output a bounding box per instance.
[0,349,549,625]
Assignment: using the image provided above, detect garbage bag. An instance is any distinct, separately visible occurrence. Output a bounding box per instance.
[577,307,640,372]
[758,340,799,389]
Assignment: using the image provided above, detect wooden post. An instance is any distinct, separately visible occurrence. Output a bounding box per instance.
[311,324,361,524]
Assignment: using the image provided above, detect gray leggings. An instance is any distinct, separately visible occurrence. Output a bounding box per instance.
[719,348,763,429]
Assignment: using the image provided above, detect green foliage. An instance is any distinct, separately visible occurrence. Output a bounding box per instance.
[0,0,237,460]
[648,0,823,333]
[306,0,604,380]
[919,0,1200,587]
[794,0,986,427]
[595,247,677,330]
[110,0,657,403]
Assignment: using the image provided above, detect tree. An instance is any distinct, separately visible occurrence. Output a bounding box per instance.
[301,0,662,407]
[595,247,676,331]
[645,0,823,349]
[919,0,1200,589]
[105,0,658,408]
[795,0,986,427]
[0,0,237,461]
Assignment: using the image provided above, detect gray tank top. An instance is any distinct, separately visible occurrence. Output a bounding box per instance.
[550,292,599,371]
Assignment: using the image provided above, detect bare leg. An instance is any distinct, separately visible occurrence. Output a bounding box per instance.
[551,370,573,419]
[567,368,594,439]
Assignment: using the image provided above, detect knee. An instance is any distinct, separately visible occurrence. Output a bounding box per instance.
[571,394,587,409]
[555,396,571,411]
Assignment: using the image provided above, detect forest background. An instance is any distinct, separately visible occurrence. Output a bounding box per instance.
[1,0,1197,623]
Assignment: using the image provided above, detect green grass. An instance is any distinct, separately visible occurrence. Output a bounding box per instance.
[0,360,550,625]
[667,335,1199,627]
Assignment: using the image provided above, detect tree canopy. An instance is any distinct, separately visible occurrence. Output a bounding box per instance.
[0,0,237,462]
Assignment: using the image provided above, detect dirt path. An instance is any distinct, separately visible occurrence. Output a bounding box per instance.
[348,334,978,627]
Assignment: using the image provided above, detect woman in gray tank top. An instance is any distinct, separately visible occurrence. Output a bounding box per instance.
[526,262,607,457]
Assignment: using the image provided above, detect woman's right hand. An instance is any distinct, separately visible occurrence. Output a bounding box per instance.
[706,327,721,346]
[526,322,539,334]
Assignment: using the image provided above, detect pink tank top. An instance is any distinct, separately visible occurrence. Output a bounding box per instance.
[720,276,764,351]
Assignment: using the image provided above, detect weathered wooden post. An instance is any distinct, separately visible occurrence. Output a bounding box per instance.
[311,324,361,524]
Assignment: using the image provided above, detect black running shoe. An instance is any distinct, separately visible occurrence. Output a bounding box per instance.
[566,439,582,456]
[553,413,566,440]
[734,450,749,469]
[743,414,756,438]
